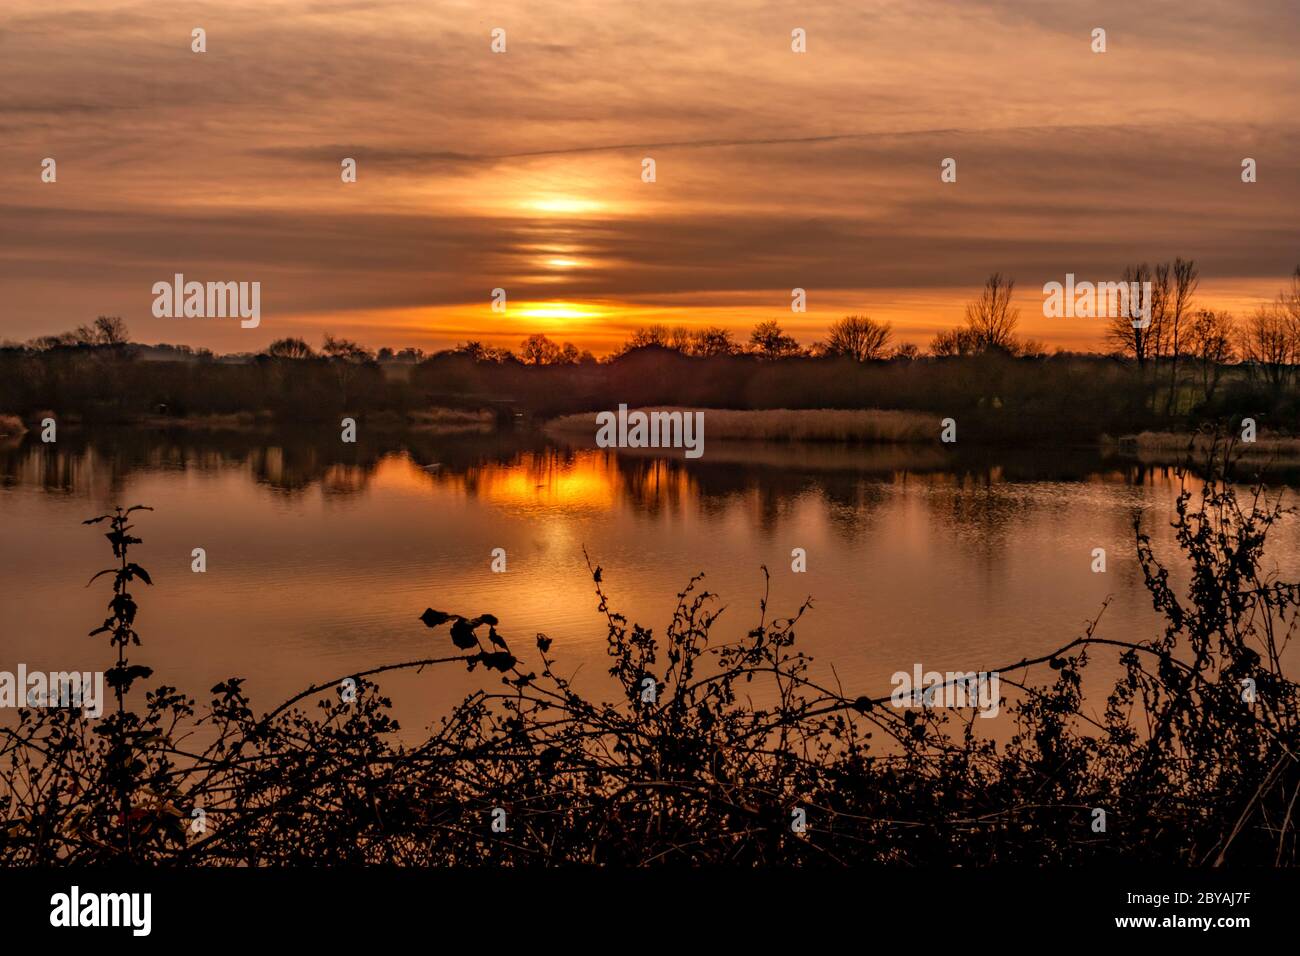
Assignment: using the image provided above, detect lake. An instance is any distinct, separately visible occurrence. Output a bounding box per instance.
[2,428,1297,738]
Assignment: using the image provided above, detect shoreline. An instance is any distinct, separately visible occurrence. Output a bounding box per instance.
[1104,430,1300,464]
[8,407,1299,466]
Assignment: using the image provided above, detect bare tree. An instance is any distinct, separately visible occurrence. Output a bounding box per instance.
[928,326,977,357]
[689,326,739,357]
[748,320,801,358]
[516,335,580,365]
[520,333,563,365]
[1186,309,1235,404]
[266,337,315,359]
[1148,263,1173,362]
[320,334,373,404]
[92,316,130,346]
[29,318,129,350]
[1238,303,1293,396]
[621,325,693,354]
[625,325,668,350]
[963,273,1019,352]
[823,315,892,361]
[321,334,373,362]
[1105,263,1158,368]
[1163,258,1199,414]
[666,326,694,352]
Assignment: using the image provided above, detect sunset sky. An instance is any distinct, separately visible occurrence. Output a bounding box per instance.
[2,0,1298,355]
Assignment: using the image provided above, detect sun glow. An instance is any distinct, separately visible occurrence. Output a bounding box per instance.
[419,452,620,513]
[524,196,605,216]
[510,301,604,323]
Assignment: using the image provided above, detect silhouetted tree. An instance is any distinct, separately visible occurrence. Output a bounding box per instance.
[92,316,129,346]
[266,337,315,359]
[963,273,1019,352]
[1106,263,1158,369]
[321,334,373,362]
[929,326,978,357]
[748,320,801,358]
[1238,303,1294,396]
[1186,309,1235,403]
[618,325,701,355]
[521,333,575,365]
[520,334,557,365]
[321,334,373,405]
[1164,258,1200,414]
[823,315,892,361]
[690,326,739,357]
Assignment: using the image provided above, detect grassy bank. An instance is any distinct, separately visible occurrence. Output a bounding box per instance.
[408,407,496,434]
[14,407,498,436]
[1109,430,1300,464]
[546,406,940,443]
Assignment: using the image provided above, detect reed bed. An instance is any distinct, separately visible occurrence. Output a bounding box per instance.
[408,407,496,433]
[1115,430,1300,462]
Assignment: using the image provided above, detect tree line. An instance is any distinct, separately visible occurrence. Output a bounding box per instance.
[11,266,1300,392]
[5,264,1299,436]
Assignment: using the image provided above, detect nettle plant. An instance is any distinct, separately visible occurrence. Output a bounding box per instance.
[0,506,194,861]
[0,442,1297,865]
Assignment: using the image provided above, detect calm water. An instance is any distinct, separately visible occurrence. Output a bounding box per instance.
[2,429,1297,736]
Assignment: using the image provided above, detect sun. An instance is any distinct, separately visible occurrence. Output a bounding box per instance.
[524,196,604,216]
[511,301,603,323]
